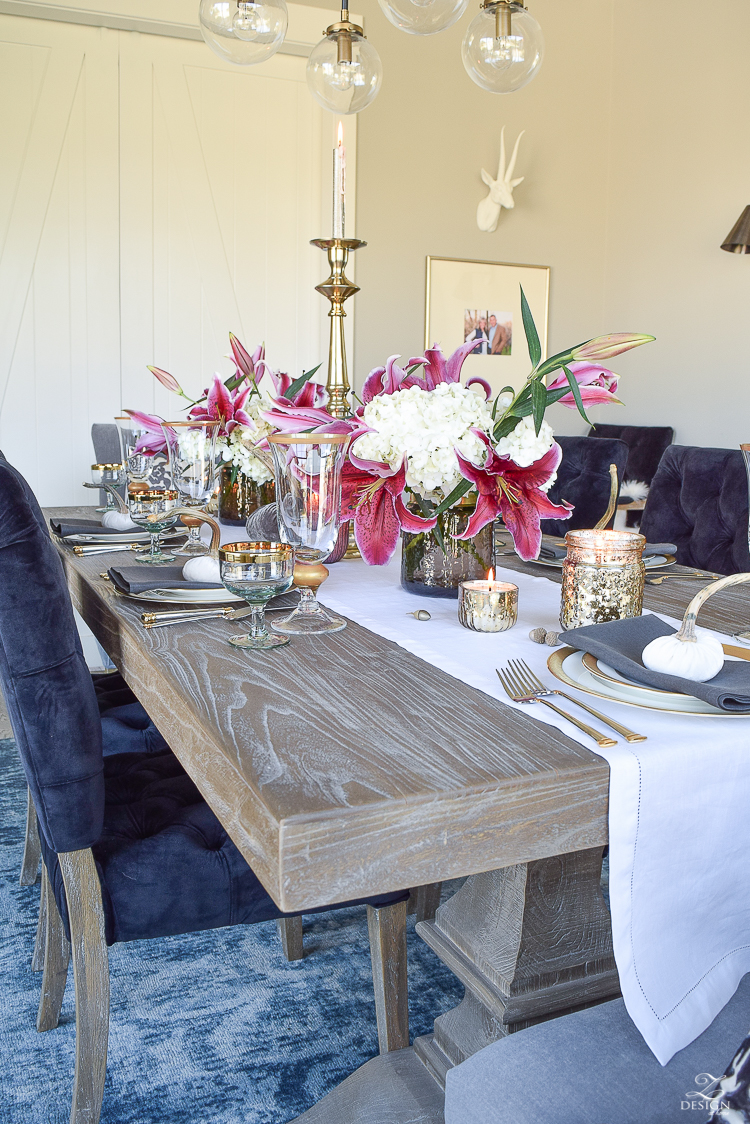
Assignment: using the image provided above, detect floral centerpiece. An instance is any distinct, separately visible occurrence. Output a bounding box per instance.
[258,289,654,593]
[127,334,321,523]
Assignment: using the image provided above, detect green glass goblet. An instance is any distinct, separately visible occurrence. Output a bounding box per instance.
[219,541,296,650]
[128,488,180,564]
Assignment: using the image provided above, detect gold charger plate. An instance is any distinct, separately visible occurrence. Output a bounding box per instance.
[548,645,750,718]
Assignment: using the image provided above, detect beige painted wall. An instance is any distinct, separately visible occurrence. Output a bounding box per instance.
[308,0,750,450]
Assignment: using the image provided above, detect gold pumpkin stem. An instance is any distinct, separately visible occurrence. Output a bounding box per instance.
[593,464,619,531]
[677,572,750,643]
[170,508,221,554]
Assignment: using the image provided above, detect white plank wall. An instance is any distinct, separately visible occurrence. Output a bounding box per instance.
[0,8,357,504]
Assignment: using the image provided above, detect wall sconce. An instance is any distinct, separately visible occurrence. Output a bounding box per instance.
[721,207,750,254]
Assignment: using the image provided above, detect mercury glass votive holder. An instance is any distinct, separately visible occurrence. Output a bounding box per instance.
[458,579,519,633]
[560,529,646,631]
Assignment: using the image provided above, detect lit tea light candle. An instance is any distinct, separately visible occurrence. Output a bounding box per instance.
[458,569,519,633]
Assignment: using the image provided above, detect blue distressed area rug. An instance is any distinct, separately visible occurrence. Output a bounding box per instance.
[0,738,463,1123]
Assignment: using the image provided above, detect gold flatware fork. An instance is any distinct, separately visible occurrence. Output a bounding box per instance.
[502,658,646,743]
[496,662,618,748]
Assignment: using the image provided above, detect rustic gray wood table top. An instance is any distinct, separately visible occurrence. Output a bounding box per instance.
[47,508,750,913]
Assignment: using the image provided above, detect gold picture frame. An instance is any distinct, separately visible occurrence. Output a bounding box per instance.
[425,256,550,395]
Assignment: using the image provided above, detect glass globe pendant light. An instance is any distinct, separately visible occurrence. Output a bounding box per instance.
[462,0,543,93]
[306,2,383,115]
[199,0,288,66]
[377,0,468,37]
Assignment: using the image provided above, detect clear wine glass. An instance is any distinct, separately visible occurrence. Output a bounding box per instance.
[219,542,296,650]
[128,489,180,564]
[161,420,220,557]
[268,433,348,635]
[91,463,124,512]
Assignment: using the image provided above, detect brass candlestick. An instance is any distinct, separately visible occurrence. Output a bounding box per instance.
[311,236,366,420]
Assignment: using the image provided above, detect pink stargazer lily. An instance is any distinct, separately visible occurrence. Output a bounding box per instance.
[188,373,253,436]
[341,454,437,566]
[124,410,169,456]
[570,333,655,362]
[229,334,265,383]
[454,431,573,562]
[360,340,481,405]
[147,367,182,396]
[547,361,622,409]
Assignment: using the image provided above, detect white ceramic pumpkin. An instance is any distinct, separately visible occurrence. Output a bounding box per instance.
[182,554,221,583]
[642,572,750,682]
[642,631,724,682]
[101,510,138,531]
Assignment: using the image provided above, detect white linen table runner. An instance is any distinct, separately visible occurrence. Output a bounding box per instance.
[317,549,750,1066]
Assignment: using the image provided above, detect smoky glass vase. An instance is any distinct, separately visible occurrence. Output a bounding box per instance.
[400,504,494,599]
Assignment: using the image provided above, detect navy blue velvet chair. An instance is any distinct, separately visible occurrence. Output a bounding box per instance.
[0,456,410,1124]
[540,435,629,538]
[640,445,750,575]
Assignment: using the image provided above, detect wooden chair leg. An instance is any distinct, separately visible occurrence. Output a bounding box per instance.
[37,863,71,1031]
[20,786,41,886]
[32,866,49,972]
[277,916,304,962]
[408,883,442,924]
[366,900,409,1054]
[59,849,109,1124]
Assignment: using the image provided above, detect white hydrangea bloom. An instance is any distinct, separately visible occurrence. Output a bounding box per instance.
[218,388,274,484]
[355,383,494,498]
[494,416,555,468]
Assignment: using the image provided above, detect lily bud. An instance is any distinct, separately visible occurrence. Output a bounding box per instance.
[571,334,655,361]
[148,366,183,396]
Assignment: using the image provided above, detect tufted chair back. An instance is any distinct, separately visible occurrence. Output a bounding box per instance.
[0,457,104,853]
[640,445,750,575]
[541,435,629,538]
[587,423,674,486]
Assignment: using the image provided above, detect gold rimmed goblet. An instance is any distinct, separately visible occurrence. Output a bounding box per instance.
[160,419,220,557]
[267,432,348,635]
[218,542,296,650]
[128,488,180,564]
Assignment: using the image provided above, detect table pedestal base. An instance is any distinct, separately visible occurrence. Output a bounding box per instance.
[415,847,619,1084]
[292,848,618,1123]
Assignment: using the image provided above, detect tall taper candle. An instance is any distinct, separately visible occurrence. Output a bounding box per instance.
[332,122,345,239]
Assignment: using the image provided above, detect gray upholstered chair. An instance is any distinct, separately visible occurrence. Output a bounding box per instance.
[540,434,629,537]
[444,974,750,1123]
[639,445,750,575]
[1,455,410,1124]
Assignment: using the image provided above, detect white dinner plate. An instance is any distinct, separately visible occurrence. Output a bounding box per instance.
[126,587,244,605]
[531,553,675,571]
[548,647,749,718]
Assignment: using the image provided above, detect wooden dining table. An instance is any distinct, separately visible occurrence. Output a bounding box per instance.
[47,508,750,1123]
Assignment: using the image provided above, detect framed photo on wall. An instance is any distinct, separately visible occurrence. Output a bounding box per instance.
[425,256,550,396]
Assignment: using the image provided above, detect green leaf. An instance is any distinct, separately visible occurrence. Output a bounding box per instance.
[493,413,524,440]
[284,364,322,401]
[520,286,542,368]
[531,377,547,436]
[224,372,246,392]
[562,364,593,425]
[545,385,575,408]
[431,517,446,554]
[431,478,473,516]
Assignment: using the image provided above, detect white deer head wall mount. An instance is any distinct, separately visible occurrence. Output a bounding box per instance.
[476,127,525,233]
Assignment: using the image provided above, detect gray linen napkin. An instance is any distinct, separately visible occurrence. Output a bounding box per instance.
[50,518,130,538]
[562,615,750,712]
[108,565,222,594]
[50,517,187,539]
[538,540,677,561]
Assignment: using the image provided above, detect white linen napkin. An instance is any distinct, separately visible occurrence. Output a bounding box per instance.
[321,547,750,1066]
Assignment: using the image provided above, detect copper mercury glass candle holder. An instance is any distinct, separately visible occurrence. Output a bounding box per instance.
[560,529,646,631]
